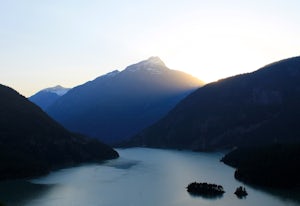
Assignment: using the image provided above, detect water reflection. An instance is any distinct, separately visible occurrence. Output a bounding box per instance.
[188,192,225,199]
[0,148,299,206]
[103,158,140,169]
[241,181,300,204]
[0,180,54,206]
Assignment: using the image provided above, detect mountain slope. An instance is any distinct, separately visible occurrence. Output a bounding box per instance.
[221,144,300,188]
[126,56,300,150]
[29,85,70,110]
[46,57,204,144]
[0,84,118,180]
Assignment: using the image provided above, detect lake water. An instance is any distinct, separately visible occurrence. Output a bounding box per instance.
[0,148,299,206]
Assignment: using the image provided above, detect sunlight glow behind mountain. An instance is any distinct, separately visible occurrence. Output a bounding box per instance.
[0,1,299,96]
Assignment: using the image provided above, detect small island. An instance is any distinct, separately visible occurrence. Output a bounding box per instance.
[186,182,225,197]
[234,186,248,198]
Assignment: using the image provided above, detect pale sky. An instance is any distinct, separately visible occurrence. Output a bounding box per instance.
[1,0,300,97]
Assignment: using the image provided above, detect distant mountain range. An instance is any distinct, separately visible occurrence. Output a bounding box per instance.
[44,57,204,144]
[125,56,300,150]
[0,84,118,180]
[29,85,70,110]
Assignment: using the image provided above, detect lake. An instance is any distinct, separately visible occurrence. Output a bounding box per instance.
[0,148,299,206]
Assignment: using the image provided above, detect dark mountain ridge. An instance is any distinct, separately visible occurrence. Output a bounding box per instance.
[0,84,118,180]
[221,143,300,188]
[126,56,300,150]
[46,57,204,144]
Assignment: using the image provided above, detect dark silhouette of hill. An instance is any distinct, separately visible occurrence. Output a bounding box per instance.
[29,85,70,110]
[0,84,118,180]
[126,56,300,150]
[46,57,203,144]
[221,143,300,188]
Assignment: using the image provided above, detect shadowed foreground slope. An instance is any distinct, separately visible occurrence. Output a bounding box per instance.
[0,84,118,180]
[221,144,300,188]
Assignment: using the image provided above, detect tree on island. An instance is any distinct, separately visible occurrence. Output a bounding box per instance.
[186,182,225,197]
[234,186,248,198]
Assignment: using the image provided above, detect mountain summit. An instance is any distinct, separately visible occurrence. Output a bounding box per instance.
[46,57,204,144]
[43,85,70,96]
[30,85,70,110]
[126,56,300,150]
[125,57,166,72]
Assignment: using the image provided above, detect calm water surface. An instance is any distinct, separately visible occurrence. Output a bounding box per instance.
[0,148,299,206]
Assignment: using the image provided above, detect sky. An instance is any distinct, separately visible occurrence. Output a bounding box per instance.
[1,0,300,97]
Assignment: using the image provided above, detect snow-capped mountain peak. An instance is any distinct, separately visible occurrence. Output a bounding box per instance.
[147,56,165,66]
[43,85,70,96]
[125,56,167,73]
